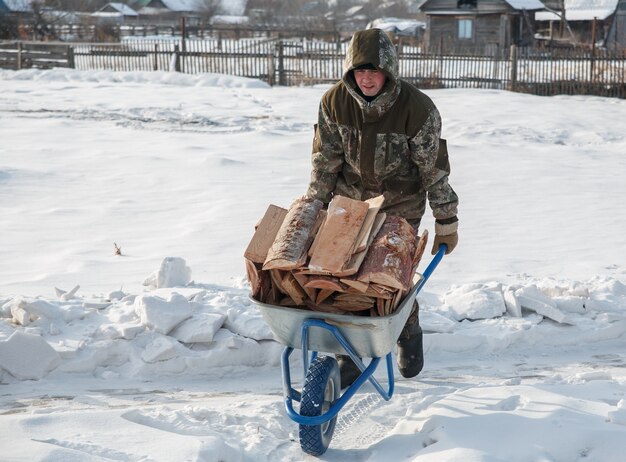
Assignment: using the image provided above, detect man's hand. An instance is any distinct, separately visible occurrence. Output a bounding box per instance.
[431,231,458,255]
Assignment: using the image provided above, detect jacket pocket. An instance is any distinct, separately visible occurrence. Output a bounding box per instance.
[376,133,410,178]
[435,138,450,172]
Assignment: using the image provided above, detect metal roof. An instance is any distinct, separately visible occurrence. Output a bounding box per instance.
[535,0,618,20]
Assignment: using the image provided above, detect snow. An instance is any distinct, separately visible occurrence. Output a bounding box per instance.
[0,67,625,461]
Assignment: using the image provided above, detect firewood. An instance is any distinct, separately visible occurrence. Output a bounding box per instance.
[304,276,346,292]
[263,196,323,271]
[333,212,386,277]
[412,230,429,272]
[245,259,262,299]
[356,215,417,292]
[244,204,288,264]
[279,296,297,306]
[376,298,385,317]
[391,289,403,312]
[316,289,334,305]
[307,209,327,257]
[269,269,287,295]
[340,278,369,293]
[353,195,385,253]
[292,272,317,301]
[308,195,369,274]
[332,293,375,311]
[281,272,308,305]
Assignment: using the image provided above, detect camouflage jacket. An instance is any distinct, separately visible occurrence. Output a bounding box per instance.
[306,29,458,234]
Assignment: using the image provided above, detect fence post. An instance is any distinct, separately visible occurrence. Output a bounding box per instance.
[180,16,187,73]
[277,40,285,86]
[66,46,75,69]
[174,44,180,72]
[509,44,518,92]
[590,17,597,83]
[267,47,275,86]
[153,43,159,71]
[17,42,22,70]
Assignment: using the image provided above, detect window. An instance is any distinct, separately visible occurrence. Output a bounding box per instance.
[458,18,473,39]
[457,0,477,7]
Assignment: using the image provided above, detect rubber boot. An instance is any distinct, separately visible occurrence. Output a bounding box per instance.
[336,354,361,388]
[396,301,424,378]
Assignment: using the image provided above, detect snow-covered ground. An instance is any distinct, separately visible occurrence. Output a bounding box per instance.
[1,68,625,461]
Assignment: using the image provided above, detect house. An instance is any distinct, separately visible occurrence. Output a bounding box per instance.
[366,17,427,40]
[534,0,620,45]
[605,0,625,47]
[0,0,33,39]
[0,0,32,13]
[139,0,246,15]
[419,0,546,51]
[92,3,139,25]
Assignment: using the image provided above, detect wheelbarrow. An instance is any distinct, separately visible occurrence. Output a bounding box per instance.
[250,245,447,456]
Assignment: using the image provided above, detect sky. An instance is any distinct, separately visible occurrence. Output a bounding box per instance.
[1,68,626,461]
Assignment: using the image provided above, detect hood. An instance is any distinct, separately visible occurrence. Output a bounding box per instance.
[342,28,400,115]
[343,28,399,83]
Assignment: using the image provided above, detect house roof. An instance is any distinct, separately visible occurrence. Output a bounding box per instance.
[366,17,426,35]
[140,0,246,14]
[97,2,139,16]
[504,0,545,9]
[0,0,32,12]
[421,0,545,14]
[535,0,618,20]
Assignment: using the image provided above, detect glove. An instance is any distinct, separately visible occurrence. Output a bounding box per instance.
[431,231,458,255]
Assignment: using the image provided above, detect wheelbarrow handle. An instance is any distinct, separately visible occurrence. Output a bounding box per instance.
[413,243,447,298]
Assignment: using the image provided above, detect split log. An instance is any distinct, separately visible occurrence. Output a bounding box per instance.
[245,259,271,301]
[244,204,288,264]
[304,275,346,292]
[292,272,317,301]
[353,195,385,253]
[316,289,335,305]
[307,209,327,257]
[263,196,323,271]
[412,230,429,272]
[333,293,375,311]
[333,212,386,277]
[356,215,417,292]
[340,278,369,293]
[281,272,308,305]
[308,195,369,274]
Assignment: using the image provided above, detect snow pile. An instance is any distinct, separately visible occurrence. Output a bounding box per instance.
[1,257,624,382]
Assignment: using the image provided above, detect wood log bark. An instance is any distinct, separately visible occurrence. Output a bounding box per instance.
[356,215,417,292]
[263,196,323,271]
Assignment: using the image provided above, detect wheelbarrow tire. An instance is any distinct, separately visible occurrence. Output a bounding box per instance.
[299,355,341,456]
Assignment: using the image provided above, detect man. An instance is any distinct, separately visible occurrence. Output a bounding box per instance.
[306,28,459,385]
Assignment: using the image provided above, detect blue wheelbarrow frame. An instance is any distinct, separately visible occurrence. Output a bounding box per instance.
[253,245,447,428]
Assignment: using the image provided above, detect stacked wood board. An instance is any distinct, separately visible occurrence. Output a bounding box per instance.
[244,195,428,316]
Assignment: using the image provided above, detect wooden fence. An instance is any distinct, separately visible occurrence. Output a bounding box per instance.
[1,39,624,98]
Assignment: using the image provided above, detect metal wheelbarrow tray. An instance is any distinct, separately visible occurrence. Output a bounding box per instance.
[253,273,420,358]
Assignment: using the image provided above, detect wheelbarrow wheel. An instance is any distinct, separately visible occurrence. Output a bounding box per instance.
[299,355,341,456]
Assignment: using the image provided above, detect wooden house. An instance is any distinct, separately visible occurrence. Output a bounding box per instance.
[0,0,31,13]
[0,0,33,39]
[534,0,621,46]
[92,3,139,25]
[605,0,625,48]
[419,0,546,51]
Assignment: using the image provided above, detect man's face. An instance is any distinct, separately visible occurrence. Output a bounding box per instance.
[354,69,386,97]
